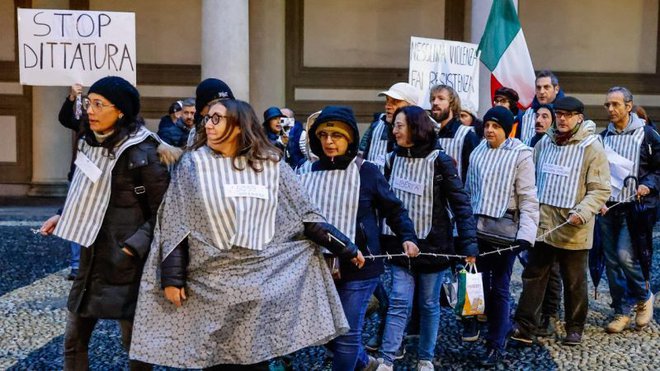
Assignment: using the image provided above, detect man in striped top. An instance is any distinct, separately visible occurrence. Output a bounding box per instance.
[519,70,565,145]
[599,86,660,333]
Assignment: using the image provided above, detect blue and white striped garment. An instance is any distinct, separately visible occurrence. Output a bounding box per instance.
[603,127,645,202]
[520,108,536,145]
[192,148,280,251]
[366,116,389,173]
[438,124,474,180]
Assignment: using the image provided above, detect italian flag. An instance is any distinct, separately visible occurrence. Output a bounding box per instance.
[478,0,535,108]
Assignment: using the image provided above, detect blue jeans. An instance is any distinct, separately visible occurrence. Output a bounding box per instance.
[328,277,379,371]
[70,242,81,270]
[600,210,651,314]
[478,242,516,350]
[380,265,442,365]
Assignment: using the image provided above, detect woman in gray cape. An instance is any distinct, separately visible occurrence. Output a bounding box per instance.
[130,99,364,370]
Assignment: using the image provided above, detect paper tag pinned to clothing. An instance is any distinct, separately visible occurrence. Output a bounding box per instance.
[74,151,102,183]
[392,177,424,196]
[370,154,386,167]
[224,184,269,199]
[542,163,571,177]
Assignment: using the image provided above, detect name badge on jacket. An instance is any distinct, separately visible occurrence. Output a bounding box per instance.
[542,163,571,177]
[370,154,386,167]
[224,184,269,199]
[74,151,102,183]
[392,177,424,196]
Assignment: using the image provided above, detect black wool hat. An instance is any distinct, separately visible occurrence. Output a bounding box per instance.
[88,76,140,118]
[483,106,515,137]
[263,107,285,123]
[494,86,520,115]
[553,96,584,114]
[195,78,235,114]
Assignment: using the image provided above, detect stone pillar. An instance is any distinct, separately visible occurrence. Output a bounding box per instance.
[201,0,250,101]
[28,87,73,197]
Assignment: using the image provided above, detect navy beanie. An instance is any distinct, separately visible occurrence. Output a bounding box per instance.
[483,106,515,137]
[88,76,140,118]
[195,78,235,114]
[314,106,357,130]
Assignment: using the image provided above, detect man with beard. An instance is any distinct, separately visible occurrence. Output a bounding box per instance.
[519,70,565,145]
[430,84,480,182]
[158,98,195,147]
[359,82,420,173]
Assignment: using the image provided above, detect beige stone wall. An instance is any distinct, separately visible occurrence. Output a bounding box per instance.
[520,0,658,73]
[0,1,15,61]
[303,0,446,68]
[90,0,201,65]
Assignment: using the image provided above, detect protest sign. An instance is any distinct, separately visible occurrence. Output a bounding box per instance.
[409,36,480,111]
[17,8,136,86]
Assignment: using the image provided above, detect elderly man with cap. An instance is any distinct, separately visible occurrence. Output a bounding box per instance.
[186,78,235,147]
[599,86,660,334]
[464,106,539,366]
[510,96,611,346]
[359,82,421,173]
[429,84,480,183]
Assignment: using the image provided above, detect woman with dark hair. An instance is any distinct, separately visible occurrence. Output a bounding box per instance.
[130,99,364,370]
[375,106,478,371]
[39,76,170,370]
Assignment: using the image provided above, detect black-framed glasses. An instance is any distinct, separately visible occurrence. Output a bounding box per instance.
[555,111,579,119]
[82,98,115,112]
[203,113,228,125]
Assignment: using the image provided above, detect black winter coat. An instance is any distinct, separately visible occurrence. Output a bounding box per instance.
[383,143,478,273]
[67,137,170,319]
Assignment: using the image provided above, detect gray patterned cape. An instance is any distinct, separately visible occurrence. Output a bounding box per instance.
[129,150,348,368]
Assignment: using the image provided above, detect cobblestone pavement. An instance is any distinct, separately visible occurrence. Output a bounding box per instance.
[2,202,660,370]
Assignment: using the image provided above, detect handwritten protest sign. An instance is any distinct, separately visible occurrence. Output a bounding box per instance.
[409,36,480,111]
[17,8,136,86]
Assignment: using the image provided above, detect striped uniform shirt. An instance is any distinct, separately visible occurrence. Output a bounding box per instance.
[54,127,156,247]
[298,159,361,243]
[192,147,280,251]
[437,124,474,180]
[602,126,645,202]
[383,150,439,238]
[520,108,536,145]
[366,117,389,173]
[535,134,600,209]
[466,138,530,218]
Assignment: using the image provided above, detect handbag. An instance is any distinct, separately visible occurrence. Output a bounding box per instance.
[454,262,485,317]
[476,209,519,245]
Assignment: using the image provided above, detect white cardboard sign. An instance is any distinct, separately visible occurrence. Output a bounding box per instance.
[17,8,136,86]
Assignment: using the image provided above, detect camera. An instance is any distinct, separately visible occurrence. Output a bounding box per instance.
[279,117,295,136]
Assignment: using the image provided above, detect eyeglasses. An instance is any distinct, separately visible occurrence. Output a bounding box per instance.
[203,113,228,125]
[318,132,347,141]
[83,98,115,112]
[555,111,579,119]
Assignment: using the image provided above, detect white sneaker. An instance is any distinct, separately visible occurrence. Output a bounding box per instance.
[375,361,393,371]
[605,314,631,333]
[635,293,654,328]
[417,360,435,371]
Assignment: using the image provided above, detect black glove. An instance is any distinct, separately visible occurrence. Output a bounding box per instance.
[304,222,358,260]
[514,239,532,252]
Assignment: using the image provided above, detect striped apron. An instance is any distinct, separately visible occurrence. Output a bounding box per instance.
[536,134,599,209]
[603,126,645,202]
[299,159,361,243]
[366,116,389,172]
[438,124,473,180]
[466,139,529,218]
[192,148,280,250]
[520,108,536,145]
[54,127,156,247]
[383,150,439,238]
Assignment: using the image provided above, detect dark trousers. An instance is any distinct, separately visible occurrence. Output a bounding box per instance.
[63,311,151,371]
[514,242,589,334]
[478,243,517,350]
[542,263,563,317]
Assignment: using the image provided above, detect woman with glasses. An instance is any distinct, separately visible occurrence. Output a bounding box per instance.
[130,99,364,370]
[376,106,478,371]
[297,106,419,371]
[39,76,169,370]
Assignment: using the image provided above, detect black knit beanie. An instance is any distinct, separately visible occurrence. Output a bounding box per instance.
[195,78,235,113]
[483,106,515,137]
[88,76,140,118]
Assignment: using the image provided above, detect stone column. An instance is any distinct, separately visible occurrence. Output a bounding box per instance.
[28,87,73,197]
[201,0,250,101]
